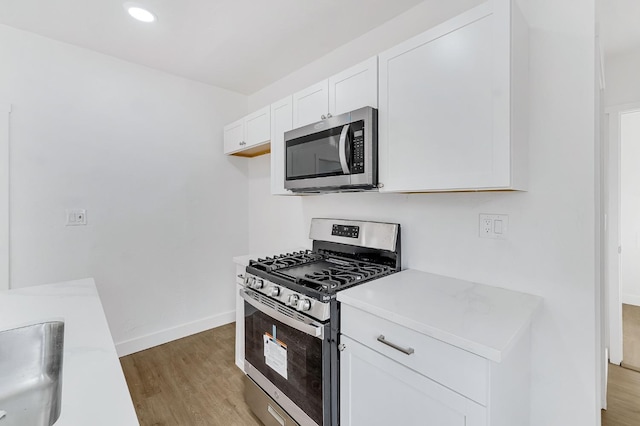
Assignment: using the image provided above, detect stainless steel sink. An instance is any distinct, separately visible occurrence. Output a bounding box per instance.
[0,321,64,426]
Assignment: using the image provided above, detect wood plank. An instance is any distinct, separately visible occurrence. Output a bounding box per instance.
[120,323,262,426]
[602,364,640,426]
[623,304,640,370]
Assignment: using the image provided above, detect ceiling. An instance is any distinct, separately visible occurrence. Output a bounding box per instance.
[0,0,424,95]
[598,0,640,57]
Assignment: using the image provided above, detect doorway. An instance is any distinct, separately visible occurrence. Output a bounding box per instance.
[617,109,640,370]
[606,106,640,369]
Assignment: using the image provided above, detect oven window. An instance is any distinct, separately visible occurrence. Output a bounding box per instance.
[244,301,325,425]
[286,125,346,180]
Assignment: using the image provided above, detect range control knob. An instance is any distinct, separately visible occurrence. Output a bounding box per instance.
[254,279,264,289]
[248,277,256,287]
[287,294,299,307]
[296,299,311,312]
[269,286,280,297]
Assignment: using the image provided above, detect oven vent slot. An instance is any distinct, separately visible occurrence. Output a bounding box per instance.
[276,304,295,319]
[253,292,278,310]
[249,290,319,323]
[274,305,312,322]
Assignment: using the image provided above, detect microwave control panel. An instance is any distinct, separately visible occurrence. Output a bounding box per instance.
[351,121,365,174]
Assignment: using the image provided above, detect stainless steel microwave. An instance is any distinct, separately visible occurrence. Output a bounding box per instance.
[284,106,378,193]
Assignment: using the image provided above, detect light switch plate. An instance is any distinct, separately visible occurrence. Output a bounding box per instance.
[479,214,508,239]
[66,209,87,226]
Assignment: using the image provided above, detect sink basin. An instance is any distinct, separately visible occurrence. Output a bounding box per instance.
[0,321,64,426]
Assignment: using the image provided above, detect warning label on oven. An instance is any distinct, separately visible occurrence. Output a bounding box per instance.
[264,333,288,380]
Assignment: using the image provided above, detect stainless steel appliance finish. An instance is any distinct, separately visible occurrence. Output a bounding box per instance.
[284,106,378,193]
[244,374,299,426]
[241,288,326,337]
[309,218,399,252]
[242,219,401,426]
[0,321,65,426]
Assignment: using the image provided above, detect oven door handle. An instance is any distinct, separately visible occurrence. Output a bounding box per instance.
[338,124,351,175]
[240,289,325,340]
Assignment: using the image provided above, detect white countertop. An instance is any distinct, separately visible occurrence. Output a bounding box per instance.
[232,253,260,267]
[337,269,542,362]
[0,278,138,426]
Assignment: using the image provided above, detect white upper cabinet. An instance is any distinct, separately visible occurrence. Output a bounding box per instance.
[292,80,330,128]
[270,96,293,195]
[292,56,379,128]
[378,0,528,192]
[224,105,271,157]
[223,118,244,154]
[244,106,271,147]
[329,56,378,116]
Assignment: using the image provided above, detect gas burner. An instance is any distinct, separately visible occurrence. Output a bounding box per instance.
[250,250,323,272]
[301,262,393,291]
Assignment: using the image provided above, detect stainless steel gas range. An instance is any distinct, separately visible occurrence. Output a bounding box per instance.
[240,218,401,426]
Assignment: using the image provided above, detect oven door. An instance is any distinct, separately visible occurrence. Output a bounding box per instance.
[242,289,330,426]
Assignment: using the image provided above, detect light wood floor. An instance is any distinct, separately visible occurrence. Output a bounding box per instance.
[602,364,640,425]
[602,304,640,425]
[120,321,640,426]
[120,323,262,426]
[623,304,640,371]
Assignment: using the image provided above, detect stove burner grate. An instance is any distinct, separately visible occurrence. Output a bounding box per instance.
[299,262,393,291]
[248,249,395,296]
[250,250,323,272]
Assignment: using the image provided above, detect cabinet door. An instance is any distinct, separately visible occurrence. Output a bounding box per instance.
[328,56,378,116]
[340,336,486,426]
[270,96,293,195]
[223,118,245,154]
[292,80,329,128]
[244,105,271,148]
[378,2,511,192]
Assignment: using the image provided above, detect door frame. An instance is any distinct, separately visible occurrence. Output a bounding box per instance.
[604,102,640,366]
[0,104,10,291]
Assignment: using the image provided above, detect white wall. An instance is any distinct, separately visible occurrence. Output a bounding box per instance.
[620,111,640,306]
[0,25,249,355]
[605,49,640,107]
[247,0,598,425]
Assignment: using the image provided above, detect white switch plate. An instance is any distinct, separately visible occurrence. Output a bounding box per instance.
[66,209,87,226]
[479,214,508,239]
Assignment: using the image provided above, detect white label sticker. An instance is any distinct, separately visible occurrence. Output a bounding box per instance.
[264,333,288,380]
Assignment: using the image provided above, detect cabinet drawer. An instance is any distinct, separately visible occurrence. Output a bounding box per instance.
[341,305,489,405]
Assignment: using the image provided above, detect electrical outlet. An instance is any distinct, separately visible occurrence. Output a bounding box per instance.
[479,214,508,239]
[66,209,87,226]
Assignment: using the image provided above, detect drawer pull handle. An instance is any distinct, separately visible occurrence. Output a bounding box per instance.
[377,335,415,355]
[268,405,285,426]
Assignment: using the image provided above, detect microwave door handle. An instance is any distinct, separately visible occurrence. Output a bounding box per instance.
[339,124,351,175]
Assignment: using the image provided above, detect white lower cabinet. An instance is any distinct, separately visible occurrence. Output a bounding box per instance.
[340,335,486,426]
[339,304,532,426]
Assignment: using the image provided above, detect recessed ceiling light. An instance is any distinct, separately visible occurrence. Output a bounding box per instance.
[123,2,157,23]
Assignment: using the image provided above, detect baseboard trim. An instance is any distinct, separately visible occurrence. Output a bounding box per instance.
[622,294,640,307]
[115,310,235,357]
